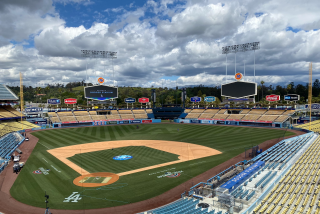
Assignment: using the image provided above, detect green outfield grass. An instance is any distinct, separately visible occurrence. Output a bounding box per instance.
[10,124,295,210]
[68,146,179,174]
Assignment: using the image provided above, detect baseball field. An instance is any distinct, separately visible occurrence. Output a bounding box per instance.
[10,124,294,210]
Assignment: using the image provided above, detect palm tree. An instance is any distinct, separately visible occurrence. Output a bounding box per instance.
[261,80,265,101]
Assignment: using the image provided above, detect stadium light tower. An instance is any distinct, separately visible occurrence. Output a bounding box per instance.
[222,42,260,83]
[81,50,117,86]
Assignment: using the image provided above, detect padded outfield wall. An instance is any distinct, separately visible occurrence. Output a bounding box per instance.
[175,118,285,128]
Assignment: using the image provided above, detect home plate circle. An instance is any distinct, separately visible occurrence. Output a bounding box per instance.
[73,172,119,187]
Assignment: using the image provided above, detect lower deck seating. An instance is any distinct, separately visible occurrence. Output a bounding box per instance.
[91,115,107,121]
[134,114,148,119]
[59,116,77,122]
[76,116,92,122]
[185,113,201,119]
[50,117,60,123]
[0,132,24,160]
[253,136,320,214]
[0,121,39,137]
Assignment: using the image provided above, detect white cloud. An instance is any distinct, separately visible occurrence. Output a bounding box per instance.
[1,0,320,89]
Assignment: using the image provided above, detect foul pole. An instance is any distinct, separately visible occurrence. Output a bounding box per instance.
[20,72,24,130]
[308,62,312,130]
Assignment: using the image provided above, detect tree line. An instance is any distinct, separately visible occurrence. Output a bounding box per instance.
[7,79,320,108]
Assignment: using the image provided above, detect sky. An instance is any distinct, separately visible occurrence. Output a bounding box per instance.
[0,0,320,88]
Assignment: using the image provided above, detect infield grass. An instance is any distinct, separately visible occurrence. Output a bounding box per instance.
[68,146,179,174]
[10,124,295,209]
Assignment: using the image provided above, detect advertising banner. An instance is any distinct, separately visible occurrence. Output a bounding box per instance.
[216,121,225,124]
[179,119,190,123]
[142,119,152,123]
[190,119,199,123]
[204,96,216,102]
[107,121,118,124]
[266,95,280,102]
[139,98,149,103]
[125,98,136,103]
[305,103,320,109]
[25,107,43,113]
[284,94,300,101]
[225,121,237,125]
[79,120,93,123]
[257,120,272,123]
[35,121,47,125]
[226,119,240,121]
[47,98,61,105]
[119,121,129,124]
[201,120,211,124]
[64,98,77,104]
[241,120,256,122]
[191,96,201,102]
[94,121,105,125]
[61,121,78,124]
[131,120,141,124]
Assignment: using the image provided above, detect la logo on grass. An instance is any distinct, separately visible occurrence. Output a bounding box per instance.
[63,192,82,203]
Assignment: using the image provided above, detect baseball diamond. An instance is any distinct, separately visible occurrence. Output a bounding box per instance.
[8,124,295,211]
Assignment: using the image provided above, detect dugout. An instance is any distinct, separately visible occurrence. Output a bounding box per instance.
[220,161,265,192]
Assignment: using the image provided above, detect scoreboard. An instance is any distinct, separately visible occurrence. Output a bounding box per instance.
[84,85,118,100]
[221,81,257,98]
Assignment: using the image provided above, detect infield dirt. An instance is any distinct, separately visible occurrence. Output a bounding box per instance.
[48,140,222,176]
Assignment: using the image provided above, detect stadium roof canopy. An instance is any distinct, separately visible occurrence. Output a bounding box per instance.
[0,84,18,100]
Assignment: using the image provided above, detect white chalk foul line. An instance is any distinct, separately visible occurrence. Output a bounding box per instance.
[38,142,51,150]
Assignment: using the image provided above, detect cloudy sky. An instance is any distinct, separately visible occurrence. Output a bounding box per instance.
[0,0,319,88]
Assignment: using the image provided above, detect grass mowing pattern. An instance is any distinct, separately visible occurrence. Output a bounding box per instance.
[68,146,179,174]
[10,124,295,209]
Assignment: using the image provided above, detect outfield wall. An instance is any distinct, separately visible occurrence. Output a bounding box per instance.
[175,118,286,128]
[50,119,161,128]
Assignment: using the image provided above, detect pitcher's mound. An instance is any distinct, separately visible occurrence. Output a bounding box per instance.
[73,172,119,187]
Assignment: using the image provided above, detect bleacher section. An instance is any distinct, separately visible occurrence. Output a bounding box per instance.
[212,114,229,120]
[91,115,107,121]
[185,113,202,119]
[283,110,295,115]
[252,136,320,214]
[226,114,245,121]
[240,109,251,114]
[50,117,61,123]
[132,109,148,119]
[0,121,39,137]
[2,106,23,117]
[296,120,320,133]
[274,115,289,123]
[248,109,267,114]
[73,111,89,116]
[57,112,74,117]
[76,116,92,122]
[107,110,121,120]
[89,111,97,115]
[119,110,134,120]
[59,116,77,123]
[146,109,153,113]
[184,109,293,124]
[265,110,285,115]
[257,115,279,122]
[241,114,261,121]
